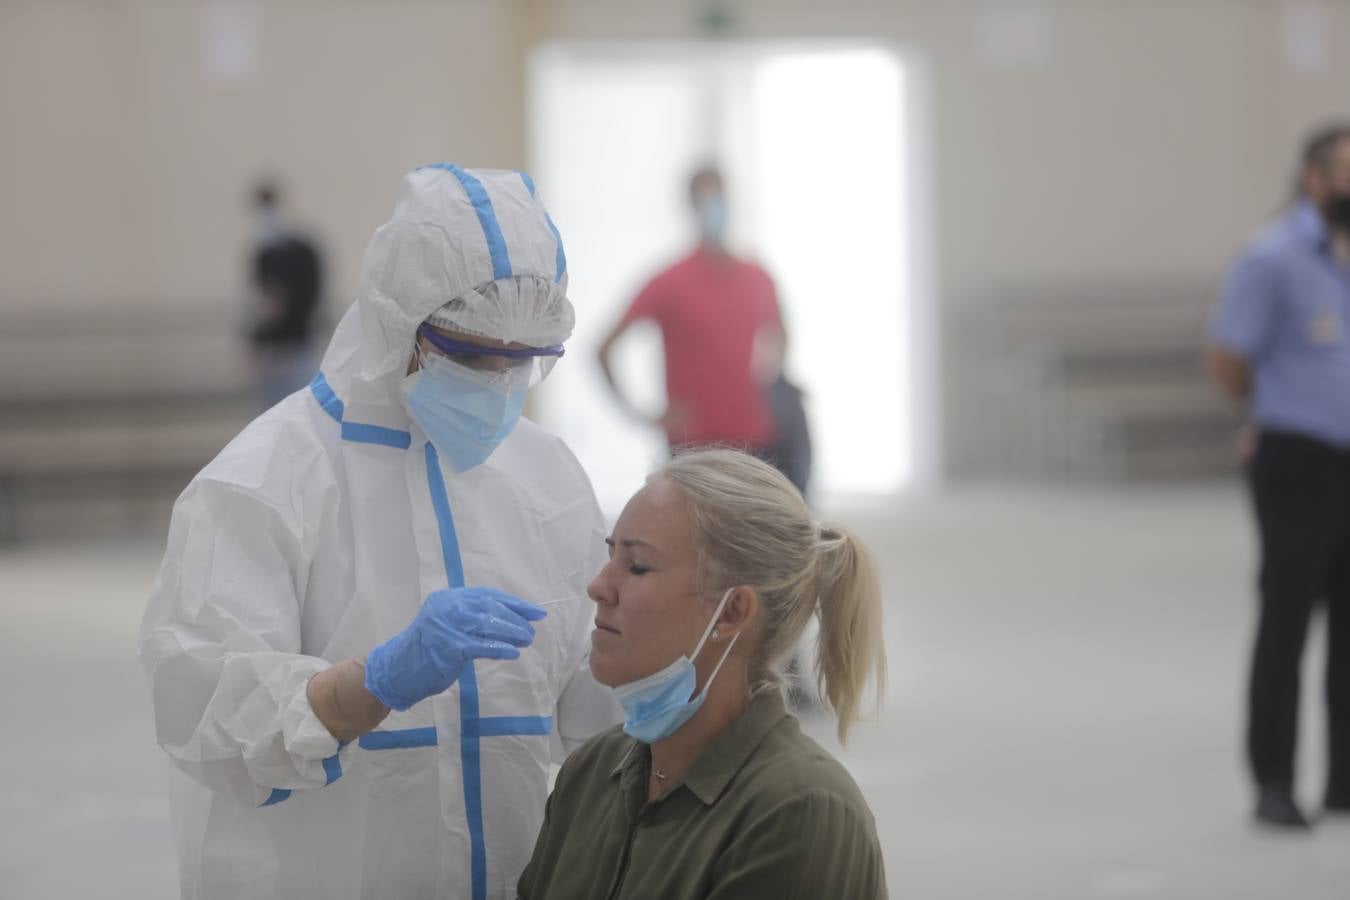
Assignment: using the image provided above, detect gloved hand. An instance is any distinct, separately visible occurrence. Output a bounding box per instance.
[364,586,547,711]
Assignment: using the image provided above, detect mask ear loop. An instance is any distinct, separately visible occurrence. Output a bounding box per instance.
[409,338,429,374]
[691,588,742,701]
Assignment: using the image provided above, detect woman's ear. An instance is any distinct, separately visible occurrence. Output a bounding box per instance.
[715,586,758,640]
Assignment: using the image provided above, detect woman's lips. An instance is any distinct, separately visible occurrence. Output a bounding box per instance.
[593,620,621,635]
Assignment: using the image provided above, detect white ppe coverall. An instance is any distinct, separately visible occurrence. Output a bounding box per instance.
[139,165,617,899]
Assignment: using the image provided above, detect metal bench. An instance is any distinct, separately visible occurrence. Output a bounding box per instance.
[950,283,1243,482]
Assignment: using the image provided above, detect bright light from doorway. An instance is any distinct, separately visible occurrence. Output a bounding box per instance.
[530,43,920,513]
[746,50,909,493]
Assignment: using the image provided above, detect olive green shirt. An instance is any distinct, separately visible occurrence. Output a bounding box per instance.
[517,689,887,899]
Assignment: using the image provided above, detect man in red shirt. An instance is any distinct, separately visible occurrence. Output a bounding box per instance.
[598,166,808,490]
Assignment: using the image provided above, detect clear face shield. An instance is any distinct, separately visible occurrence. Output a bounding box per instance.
[411,322,565,394]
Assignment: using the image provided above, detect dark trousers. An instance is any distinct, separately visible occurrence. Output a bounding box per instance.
[1246,431,1350,799]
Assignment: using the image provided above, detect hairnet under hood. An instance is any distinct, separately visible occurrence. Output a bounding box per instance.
[318,164,573,415]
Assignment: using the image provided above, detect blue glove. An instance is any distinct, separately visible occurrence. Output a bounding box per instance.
[364,586,547,711]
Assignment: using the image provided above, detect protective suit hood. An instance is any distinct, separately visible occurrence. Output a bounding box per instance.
[321,164,573,416]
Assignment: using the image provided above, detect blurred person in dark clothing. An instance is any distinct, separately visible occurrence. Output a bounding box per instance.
[1208,123,1350,830]
[249,180,324,409]
[596,165,812,500]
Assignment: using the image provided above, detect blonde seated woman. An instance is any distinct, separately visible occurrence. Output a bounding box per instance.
[518,449,888,899]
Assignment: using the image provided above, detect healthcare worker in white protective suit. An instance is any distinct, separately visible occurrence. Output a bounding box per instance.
[139,164,620,900]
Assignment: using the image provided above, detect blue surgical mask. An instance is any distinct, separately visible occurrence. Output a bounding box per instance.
[612,588,739,743]
[401,358,527,472]
[695,193,728,244]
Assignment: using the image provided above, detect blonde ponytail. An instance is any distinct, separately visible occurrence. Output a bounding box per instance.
[657,448,887,744]
[813,526,886,742]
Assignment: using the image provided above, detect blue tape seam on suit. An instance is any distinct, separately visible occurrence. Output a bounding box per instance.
[359,727,439,750]
[356,720,550,748]
[310,372,412,448]
[422,162,513,280]
[425,442,486,900]
[517,170,568,283]
[424,442,552,900]
[341,421,412,449]
[310,373,343,422]
[262,788,291,806]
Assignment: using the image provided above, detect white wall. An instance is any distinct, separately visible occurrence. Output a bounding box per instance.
[0,0,524,317]
[4,0,1349,472]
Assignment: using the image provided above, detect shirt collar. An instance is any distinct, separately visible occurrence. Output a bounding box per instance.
[1293,198,1330,250]
[609,687,791,806]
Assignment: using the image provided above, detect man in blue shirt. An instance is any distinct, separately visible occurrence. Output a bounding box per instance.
[1209,123,1350,829]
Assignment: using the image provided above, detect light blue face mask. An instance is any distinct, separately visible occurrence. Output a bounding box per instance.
[401,358,527,472]
[612,588,740,744]
[695,193,728,244]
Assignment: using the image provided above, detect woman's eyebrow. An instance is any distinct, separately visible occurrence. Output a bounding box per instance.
[605,536,657,551]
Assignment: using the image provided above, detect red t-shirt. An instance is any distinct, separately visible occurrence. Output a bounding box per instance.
[623,247,781,448]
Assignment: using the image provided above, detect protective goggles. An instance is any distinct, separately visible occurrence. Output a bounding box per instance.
[413,323,565,388]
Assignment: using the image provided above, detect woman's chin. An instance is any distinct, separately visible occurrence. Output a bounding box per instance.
[587,651,621,688]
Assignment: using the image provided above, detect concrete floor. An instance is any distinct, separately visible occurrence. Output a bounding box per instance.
[2,484,1347,899]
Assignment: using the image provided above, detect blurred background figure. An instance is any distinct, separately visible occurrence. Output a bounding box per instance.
[1207,123,1350,831]
[596,165,812,497]
[247,179,325,409]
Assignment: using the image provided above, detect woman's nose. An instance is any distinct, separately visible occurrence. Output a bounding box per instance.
[587,564,616,606]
